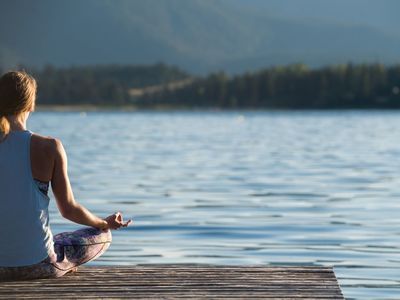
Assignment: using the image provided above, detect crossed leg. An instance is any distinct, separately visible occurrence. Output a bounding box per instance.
[0,227,112,281]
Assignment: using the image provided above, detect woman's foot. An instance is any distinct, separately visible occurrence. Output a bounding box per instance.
[68,267,78,274]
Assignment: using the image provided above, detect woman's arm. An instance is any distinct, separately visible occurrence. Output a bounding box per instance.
[50,138,131,230]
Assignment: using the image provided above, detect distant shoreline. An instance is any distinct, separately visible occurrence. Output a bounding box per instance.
[36,104,137,112]
[35,104,400,112]
[35,104,197,112]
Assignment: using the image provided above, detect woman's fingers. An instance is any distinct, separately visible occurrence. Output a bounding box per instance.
[108,212,132,229]
[122,219,132,227]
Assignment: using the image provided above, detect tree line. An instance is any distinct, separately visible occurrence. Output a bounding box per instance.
[147,63,400,109]
[1,63,400,108]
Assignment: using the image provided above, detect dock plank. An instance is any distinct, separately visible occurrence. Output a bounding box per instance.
[0,264,343,299]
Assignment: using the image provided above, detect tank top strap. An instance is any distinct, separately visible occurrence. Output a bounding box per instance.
[24,130,34,180]
[12,130,34,180]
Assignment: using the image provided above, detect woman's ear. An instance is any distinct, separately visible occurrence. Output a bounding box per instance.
[31,101,36,112]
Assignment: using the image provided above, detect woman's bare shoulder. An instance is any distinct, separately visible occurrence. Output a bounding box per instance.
[30,134,65,181]
[31,133,64,156]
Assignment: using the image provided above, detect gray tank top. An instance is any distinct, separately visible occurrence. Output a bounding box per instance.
[0,130,54,267]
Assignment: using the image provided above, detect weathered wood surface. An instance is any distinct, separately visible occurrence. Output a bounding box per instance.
[0,264,343,299]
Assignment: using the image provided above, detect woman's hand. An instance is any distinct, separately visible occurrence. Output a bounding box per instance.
[103,212,132,230]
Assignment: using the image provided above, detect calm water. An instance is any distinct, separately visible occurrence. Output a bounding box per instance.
[30,110,400,300]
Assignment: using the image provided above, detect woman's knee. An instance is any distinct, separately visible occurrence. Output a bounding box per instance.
[98,228,112,243]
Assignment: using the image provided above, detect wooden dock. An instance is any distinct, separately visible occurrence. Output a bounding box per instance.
[0,264,344,299]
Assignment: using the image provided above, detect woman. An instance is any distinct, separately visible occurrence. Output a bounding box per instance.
[0,71,132,280]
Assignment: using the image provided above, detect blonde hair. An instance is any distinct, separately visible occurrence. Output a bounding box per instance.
[0,71,37,136]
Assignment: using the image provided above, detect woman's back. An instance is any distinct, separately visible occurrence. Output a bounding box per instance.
[0,71,130,280]
[0,130,54,267]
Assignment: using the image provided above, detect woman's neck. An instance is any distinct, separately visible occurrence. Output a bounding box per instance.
[7,113,29,131]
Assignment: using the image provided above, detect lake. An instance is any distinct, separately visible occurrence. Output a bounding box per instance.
[30,110,400,300]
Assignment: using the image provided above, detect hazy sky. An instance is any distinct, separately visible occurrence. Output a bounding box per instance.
[234,0,399,36]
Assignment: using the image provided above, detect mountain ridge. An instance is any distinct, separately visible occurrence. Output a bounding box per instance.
[1,0,399,74]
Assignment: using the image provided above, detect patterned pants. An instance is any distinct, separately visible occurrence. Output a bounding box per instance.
[0,227,112,281]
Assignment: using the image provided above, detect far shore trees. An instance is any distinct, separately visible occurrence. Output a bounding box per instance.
[7,62,400,109]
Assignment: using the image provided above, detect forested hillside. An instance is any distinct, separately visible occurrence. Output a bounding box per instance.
[11,63,400,109]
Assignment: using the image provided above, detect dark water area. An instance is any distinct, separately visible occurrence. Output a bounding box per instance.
[30,110,400,299]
